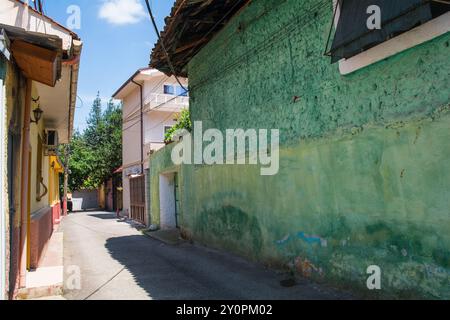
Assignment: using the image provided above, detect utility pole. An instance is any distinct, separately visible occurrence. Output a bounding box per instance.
[63,144,69,216]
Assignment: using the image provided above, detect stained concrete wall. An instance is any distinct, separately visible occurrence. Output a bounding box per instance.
[72,190,99,211]
[150,0,450,298]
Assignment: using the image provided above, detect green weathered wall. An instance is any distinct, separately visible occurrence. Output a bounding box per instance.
[150,0,450,298]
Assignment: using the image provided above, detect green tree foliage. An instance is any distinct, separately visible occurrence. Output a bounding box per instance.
[64,93,122,191]
[164,108,192,143]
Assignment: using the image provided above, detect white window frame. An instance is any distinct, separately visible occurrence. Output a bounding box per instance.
[332,1,450,75]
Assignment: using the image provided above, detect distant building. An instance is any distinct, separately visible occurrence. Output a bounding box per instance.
[113,68,188,225]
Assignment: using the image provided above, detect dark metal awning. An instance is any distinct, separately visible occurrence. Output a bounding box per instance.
[325,0,449,63]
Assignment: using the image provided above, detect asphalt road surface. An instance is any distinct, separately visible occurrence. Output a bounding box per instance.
[61,211,352,300]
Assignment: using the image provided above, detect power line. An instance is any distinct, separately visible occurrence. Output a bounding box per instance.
[122,92,189,133]
[123,85,188,124]
[122,75,173,122]
[144,0,188,93]
[178,0,249,72]
[183,0,380,106]
[122,119,141,132]
[146,112,176,132]
[189,0,330,91]
[122,92,187,133]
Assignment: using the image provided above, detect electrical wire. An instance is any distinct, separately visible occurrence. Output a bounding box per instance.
[122,75,174,122]
[141,112,175,133]
[144,0,188,93]
[125,1,329,134]
[121,73,187,123]
[184,0,385,105]
[122,92,188,133]
[178,0,249,72]
[122,98,183,134]
[189,0,330,91]
[122,119,141,132]
[123,87,188,124]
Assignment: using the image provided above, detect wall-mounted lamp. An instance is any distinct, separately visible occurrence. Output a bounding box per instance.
[31,105,44,125]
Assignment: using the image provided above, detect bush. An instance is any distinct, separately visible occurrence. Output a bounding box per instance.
[164,108,192,143]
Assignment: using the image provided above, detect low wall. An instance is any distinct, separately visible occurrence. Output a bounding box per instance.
[29,206,54,269]
[72,190,99,211]
[149,111,450,299]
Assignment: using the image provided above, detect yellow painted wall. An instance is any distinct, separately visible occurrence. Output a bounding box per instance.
[48,155,62,206]
[29,82,50,215]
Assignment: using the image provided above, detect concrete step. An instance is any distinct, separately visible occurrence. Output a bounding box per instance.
[17,232,64,300]
[143,228,184,246]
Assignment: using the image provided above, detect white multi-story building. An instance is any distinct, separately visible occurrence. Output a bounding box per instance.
[112,68,188,225]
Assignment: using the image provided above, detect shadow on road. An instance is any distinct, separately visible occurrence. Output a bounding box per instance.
[104,235,352,300]
[104,235,207,300]
[88,213,118,220]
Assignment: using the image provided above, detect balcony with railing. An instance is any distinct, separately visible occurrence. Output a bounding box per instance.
[143,93,189,113]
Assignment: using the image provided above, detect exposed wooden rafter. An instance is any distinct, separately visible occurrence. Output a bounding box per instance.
[150,0,251,77]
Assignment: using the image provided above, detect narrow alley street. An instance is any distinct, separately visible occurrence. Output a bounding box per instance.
[61,211,352,300]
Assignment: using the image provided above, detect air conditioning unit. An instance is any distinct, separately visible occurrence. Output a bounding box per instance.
[45,129,59,155]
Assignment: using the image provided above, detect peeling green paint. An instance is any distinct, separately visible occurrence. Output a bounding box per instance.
[149,0,450,299]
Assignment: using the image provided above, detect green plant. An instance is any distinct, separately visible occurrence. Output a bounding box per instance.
[164,108,192,143]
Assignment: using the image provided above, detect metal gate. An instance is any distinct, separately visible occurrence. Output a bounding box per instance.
[174,173,180,228]
[129,175,145,224]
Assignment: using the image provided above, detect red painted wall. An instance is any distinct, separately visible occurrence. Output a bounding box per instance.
[29,206,54,269]
[51,202,61,225]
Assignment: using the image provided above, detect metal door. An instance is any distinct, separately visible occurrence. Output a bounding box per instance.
[129,175,145,224]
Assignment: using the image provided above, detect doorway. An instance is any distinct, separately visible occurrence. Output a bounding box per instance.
[159,172,180,230]
[129,175,145,224]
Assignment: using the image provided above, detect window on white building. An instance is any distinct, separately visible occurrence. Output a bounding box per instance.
[164,85,175,95]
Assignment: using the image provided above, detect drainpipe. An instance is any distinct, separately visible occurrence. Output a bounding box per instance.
[63,40,82,216]
[19,78,32,288]
[131,80,144,174]
[63,63,74,217]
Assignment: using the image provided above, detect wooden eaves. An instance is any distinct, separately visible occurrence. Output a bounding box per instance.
[150,0,251,78]
[1,24,63,87]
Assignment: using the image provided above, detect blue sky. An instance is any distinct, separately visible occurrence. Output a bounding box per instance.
[44,0,175,132]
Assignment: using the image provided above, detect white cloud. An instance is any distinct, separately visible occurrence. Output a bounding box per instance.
[98,0,147,25]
